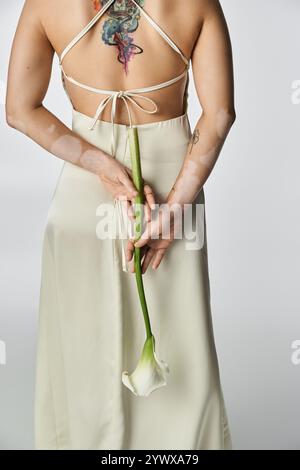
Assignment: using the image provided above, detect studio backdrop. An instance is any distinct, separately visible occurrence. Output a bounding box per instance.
[0,0,299,450]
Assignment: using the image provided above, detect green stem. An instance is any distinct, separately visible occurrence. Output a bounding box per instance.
[128,126,153,339]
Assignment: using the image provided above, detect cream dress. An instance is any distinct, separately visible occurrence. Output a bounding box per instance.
[34,0,232,450]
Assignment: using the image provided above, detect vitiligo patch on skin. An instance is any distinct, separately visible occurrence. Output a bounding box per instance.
[198,145,218,170]
[168,111,232,204]
[169,160,203,204]
[80,149,113,175]
[50,135,82,164]
[172,173,201,204]
[47,124,56,134]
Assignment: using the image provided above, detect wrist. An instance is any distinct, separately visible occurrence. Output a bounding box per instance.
[79,147,110,176]
[166,189,190,210]
[166,183,201,208]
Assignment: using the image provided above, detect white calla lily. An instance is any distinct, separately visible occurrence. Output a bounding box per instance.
[122,335,169,397]
[123,127,169,397]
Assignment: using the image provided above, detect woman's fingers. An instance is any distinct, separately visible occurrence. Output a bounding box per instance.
[134,218,160,248]
[135,204,175,247]
[141,247,155,273]
[127,239,168,273]
[117,180,155,220]
[132,227,152,248]
[144,184,156,210]
[125,200,135,220]
[143,201,152,223]
[141,246,167,272]
[126,239,149,264]
[126,239,134,262]
[122,180,164,253]
[127,239,135,274]
[152,248,166,270]
[127,244,150,273]
[143,185,156,223]
[119,173,138,198]
[135,205,170,248]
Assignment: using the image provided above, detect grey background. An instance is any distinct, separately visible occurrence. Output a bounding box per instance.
[0,0,299,450]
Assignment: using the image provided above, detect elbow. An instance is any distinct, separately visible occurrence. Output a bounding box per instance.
[215,107,236,139]
[222,107,236,130]
[6,97,16,128]
[202,107,236,138]
[6,89,30,131]
[6,111,16,129]
[6,103,28,134]
[228,108,236,126]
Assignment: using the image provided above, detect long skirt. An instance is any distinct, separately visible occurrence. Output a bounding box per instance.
[34,108,232,450]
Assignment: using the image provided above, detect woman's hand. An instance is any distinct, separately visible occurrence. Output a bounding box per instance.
[98,153,156,220]
[126,203,180,273]
[126,237,174,274]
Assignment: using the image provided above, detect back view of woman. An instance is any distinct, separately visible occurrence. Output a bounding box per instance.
[6,0,236,450]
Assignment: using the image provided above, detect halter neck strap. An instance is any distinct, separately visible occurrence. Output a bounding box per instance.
[60,0,115,64]
[59,0,189,67]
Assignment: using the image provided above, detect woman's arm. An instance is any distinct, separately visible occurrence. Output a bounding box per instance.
[166,0,236,207]
[5,0,156,206]
[131,0,236,270]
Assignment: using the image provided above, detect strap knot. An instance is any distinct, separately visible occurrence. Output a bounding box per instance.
[88,90,158,157]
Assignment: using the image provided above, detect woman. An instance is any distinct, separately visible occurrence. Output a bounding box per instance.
[6,0,235,450]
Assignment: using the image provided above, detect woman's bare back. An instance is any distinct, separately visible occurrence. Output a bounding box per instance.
[42,0,203,124]
[6,0,235,216]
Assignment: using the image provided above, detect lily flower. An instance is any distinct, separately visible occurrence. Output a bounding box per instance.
[122,335,169,397]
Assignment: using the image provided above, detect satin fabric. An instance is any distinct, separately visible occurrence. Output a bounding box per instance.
[34,109,232,450]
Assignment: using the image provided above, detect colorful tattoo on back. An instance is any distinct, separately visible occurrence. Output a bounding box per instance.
[92,0,145,74]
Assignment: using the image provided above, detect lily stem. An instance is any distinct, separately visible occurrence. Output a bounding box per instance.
[128,126,153,339]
